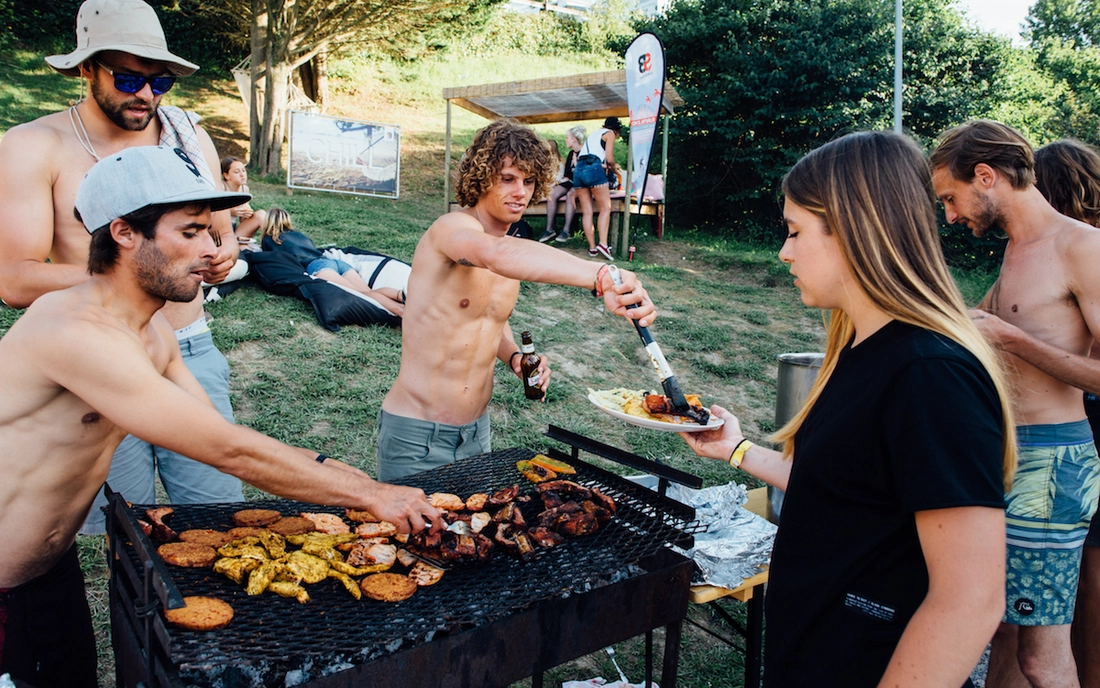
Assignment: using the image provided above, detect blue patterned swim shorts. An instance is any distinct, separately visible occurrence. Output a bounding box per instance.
[1005,420,1100,625]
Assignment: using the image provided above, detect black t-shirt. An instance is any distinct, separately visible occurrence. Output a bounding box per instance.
[764,320,1005,688]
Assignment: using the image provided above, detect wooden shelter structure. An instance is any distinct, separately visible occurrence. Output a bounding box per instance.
[443,70,684,255]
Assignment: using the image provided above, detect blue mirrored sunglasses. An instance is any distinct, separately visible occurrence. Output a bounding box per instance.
[96,61,176,95]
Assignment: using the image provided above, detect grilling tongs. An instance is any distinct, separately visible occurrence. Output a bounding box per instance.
[607,265,710,425]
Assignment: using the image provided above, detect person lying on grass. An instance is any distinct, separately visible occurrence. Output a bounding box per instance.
[260,207,405,317]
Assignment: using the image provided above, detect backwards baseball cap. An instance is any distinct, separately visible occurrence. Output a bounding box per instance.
[46,0,199,77]
[75,146,251,233]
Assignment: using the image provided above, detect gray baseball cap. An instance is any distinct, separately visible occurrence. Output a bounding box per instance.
[75,146,251,233]
[46,0,199,77]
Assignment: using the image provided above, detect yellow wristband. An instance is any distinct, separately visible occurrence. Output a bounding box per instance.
[729,439,753,468]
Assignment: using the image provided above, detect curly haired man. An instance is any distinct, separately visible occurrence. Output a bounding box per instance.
[377,119,657,481]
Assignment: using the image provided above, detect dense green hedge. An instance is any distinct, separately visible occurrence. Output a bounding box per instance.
[1,0,242,74]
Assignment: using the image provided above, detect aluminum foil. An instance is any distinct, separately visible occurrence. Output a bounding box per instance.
[666,482,776,590]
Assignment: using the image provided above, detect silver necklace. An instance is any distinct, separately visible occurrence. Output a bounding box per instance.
[69,104,101,161]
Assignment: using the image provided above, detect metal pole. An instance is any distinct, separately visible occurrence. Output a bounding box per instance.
[894,0,902,133]
[444,99,452,214]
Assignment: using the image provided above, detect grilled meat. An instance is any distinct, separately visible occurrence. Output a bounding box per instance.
[346,542,397,569]
[300,512,351,534]
[536,480,592,500]
[580,500,612,525]
[487,485,519,507]
[465,493,489,511]
[529,526,565,548]
[492,502,516,523]
[643,393,711,425]
[146,507,176,542]
[557,511,600,537]
[589,487,617,515]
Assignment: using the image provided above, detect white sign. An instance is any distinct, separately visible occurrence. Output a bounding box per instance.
[287,111,400,198]
[624,32,665,214]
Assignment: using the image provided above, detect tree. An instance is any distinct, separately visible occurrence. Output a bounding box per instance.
[1026,0,1100,143]
[640,0,1015,254]
[203,0,501,175]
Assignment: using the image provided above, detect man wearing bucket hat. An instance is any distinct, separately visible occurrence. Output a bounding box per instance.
[0,0,251,535]
[0,147,442,688]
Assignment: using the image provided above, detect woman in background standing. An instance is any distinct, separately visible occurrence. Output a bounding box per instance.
[573,117,622,260]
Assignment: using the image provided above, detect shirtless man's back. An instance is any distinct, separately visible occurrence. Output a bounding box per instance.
[933,119,1100,688]
[378,120,656,481]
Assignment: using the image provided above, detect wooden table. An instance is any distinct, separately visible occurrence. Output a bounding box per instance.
[686,486,772,688]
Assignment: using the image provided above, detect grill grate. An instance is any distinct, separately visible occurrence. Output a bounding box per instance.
[114,447,702,686]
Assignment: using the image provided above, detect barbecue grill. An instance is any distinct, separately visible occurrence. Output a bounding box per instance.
[107,427,705,688]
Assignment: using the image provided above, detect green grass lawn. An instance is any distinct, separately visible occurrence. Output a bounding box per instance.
[0,40,998,688]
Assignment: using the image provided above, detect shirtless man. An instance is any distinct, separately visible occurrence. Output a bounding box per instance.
[932,119,1100,688]
[377,119,656,482]
[0,146,441,688]
[0,0,247,533]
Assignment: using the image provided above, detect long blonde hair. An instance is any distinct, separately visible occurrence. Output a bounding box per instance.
[261,207,292,244]
[772,131,1017,489]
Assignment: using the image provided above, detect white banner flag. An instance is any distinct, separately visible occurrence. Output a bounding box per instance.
[625,32,666,214]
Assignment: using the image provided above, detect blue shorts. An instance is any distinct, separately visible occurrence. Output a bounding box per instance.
[376,408,490,482]
[572,156,609,189]
[1004,420,1100,625]
[307,258,356,277]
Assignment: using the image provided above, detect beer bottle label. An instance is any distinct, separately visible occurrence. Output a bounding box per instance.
[527,373,540,387]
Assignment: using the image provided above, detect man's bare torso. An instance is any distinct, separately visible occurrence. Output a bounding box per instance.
[0,284,174,587]
[986,222,1099,424]
[382,211,521,425]
[6,108,203,326]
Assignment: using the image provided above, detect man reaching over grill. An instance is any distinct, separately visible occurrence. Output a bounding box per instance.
[0,146,443,688]
[377,119,657,481]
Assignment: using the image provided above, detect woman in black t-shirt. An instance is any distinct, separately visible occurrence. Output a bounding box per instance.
[680,131,1017,688]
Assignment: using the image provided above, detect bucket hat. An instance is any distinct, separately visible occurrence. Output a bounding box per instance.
[76,146,250,233]
[46,0,199,77]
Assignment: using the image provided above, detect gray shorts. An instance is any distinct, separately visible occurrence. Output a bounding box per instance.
[376,408,490,482]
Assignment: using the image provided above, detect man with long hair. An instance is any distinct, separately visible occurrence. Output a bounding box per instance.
[0,146,441,688]
[0,0,249,534]
[681,130,1015,687]
[933,120,1100,688]
[377,119,656,481]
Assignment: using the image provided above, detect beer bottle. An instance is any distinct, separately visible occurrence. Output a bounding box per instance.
[519,331,544,400]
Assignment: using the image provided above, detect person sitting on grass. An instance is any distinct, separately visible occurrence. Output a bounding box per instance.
[220,156,267,243]
[260,207,405,317]
[680,130,1016,688]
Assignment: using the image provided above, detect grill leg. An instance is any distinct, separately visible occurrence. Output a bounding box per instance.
[645,630,653,686]
[661,620,682,688]
[744,591,764,688]
[532,671,543,688]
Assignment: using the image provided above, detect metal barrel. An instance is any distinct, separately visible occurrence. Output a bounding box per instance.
[768,352,824,522]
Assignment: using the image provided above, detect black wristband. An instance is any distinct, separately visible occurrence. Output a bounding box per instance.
[315,453,328,464]
[509,351,522,366]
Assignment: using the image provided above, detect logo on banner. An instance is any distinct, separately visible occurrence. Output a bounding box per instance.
[624,32,666,213]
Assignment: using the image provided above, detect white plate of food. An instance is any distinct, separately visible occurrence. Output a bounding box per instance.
[587,388,724,433]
